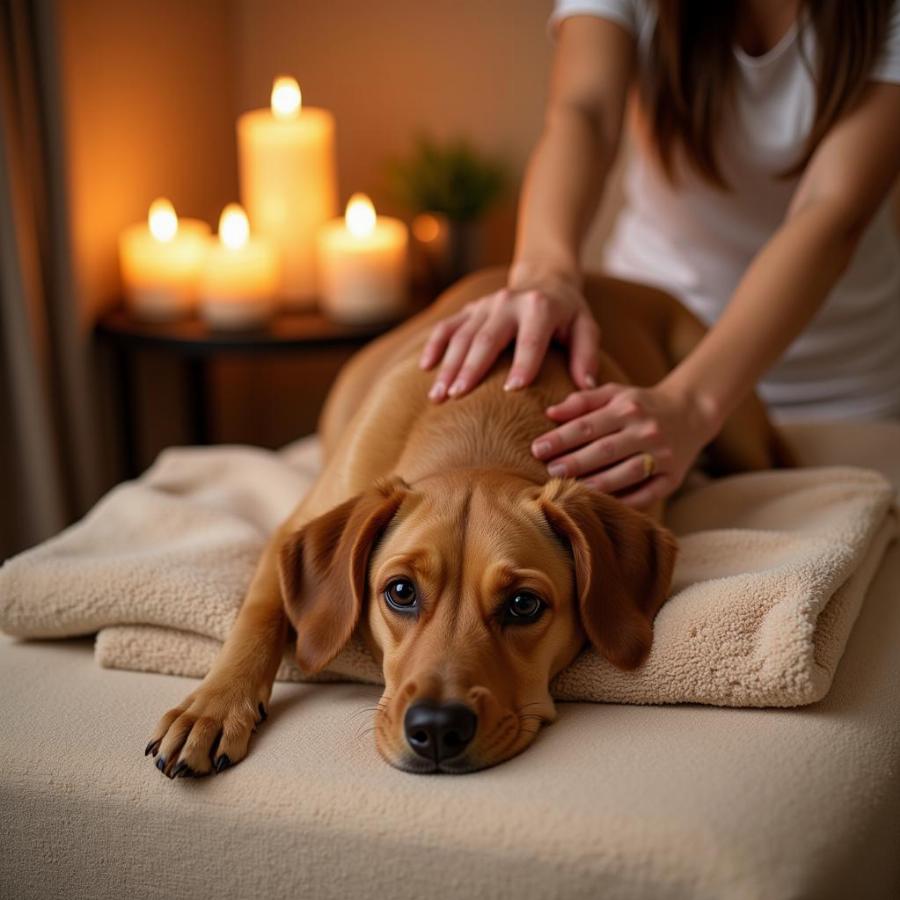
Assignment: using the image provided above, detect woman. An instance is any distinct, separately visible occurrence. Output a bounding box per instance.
[419,0,900,509]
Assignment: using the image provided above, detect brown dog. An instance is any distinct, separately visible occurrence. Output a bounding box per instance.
[145,268,789,776]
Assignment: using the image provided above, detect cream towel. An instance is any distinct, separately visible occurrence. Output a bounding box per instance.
[1,434,896,708]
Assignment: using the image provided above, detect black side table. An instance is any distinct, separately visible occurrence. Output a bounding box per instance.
[96,306,401,478]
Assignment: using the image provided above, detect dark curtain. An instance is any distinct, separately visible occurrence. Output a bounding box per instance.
[0,0,100,559]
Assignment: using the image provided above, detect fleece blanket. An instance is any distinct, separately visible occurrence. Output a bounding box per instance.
[0,434,896,708]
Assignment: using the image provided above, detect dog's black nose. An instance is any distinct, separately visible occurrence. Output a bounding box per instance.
[404,701,477,762]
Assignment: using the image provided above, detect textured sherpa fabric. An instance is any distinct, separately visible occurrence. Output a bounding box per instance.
[0,429,896,708]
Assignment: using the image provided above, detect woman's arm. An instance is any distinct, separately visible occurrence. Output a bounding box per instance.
[535,81,900,508]
[512,16,633,282]
[419,16,634,399]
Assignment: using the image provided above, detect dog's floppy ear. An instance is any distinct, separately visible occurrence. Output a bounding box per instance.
[537,479,677,670]
[278,476,409,674]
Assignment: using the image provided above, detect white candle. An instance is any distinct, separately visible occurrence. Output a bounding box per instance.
[317,193,409,324]
[237,75,337,308]
[199,204,279,330]
[118,198,210,321]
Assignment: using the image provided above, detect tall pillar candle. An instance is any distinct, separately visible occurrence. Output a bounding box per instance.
[237,76,337,308]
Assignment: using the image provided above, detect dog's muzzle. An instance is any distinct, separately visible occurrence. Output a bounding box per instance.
[403,700,478,764]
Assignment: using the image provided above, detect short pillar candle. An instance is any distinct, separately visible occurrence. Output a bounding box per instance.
[199,204,279,330]
[317,193,409,325]
[118,198,210,321]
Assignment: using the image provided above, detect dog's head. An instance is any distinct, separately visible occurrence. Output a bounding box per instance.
[278,470,676,773]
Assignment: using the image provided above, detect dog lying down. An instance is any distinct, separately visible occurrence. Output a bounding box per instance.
[146,269,790,776]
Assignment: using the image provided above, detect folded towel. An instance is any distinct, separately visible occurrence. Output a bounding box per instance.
[1,430,896,707]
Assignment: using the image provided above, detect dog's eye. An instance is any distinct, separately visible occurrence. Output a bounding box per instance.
[504,591,545,624]
[384,578,418,612]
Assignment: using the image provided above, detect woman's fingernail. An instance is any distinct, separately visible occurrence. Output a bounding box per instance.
[504,375,524,392]
[429,382,446,401]
[448,381,464,397]
[533,441,551,458]
[419,355,430,370]
[547,462,567,477]
[584,374,597,388]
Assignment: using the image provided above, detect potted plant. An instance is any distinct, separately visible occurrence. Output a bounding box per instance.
[388,135,507,287]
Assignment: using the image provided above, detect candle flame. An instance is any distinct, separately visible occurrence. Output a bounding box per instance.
[271,75,302,120]
[219,203,250,250]
[345,193,376,238]
[148,197,178,242]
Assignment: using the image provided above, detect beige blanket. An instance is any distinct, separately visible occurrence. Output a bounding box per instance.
[1,432,896,707]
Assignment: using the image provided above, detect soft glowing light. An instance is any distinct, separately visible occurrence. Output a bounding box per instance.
[412,213,441,243]
[219,203,250,250]
[148,198,178,243]
[345,193,376,238]
[271,75,302,120]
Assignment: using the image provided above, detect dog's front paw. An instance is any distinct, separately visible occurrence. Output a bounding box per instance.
[144,679,268,779]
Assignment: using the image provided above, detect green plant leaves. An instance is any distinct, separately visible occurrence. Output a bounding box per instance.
[388,134,508,223]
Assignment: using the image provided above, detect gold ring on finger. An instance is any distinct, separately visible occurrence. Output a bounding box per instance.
[641,452,657,479]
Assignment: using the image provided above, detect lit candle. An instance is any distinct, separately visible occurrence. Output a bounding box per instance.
[199,203,279,330]
[317,193,409,324]
[118,198,210,321]
[237,75,337,308]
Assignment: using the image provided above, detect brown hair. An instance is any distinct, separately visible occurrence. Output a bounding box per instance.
[641,0,895,186]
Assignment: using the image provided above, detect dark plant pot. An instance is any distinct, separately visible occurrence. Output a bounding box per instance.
[445,218,485,286]
[412,213,487,296]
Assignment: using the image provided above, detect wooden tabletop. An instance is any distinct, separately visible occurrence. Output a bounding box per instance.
[95,304,411,356]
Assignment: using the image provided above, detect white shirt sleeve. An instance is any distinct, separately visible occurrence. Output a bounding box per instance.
[870,1,900,84]
[548,0,639,38]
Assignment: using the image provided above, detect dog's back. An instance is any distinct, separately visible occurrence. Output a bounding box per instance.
[316,267,791,510]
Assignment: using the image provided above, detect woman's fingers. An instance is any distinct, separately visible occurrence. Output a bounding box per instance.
[567,312,601,390]
[542,428,645,479]
[544,384,619,423]
[532,393,622,459]
[446,309,518,398]
[582,451,662,495]
[430,309,490,401]
[504,293,555,391]
[615,474,671,511]
[424,286,598,400]
[419,311,467,371]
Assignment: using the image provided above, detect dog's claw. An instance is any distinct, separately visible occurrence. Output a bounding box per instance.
[155,757,167,774]
[145,739,160,757]
[258,702,268,723]
[214,754,232,773]
[171,761,190,778]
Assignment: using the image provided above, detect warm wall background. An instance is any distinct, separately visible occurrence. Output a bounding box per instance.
[58,0,239,478]
[55,0,897,479]
[230,0,620,267]
[58,0,623,476]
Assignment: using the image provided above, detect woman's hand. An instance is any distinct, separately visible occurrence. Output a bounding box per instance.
[419,265,601,401]
[531,381,719,509]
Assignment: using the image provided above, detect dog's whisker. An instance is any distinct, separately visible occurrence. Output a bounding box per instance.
[346,707,381,722]
[345,696,395,725]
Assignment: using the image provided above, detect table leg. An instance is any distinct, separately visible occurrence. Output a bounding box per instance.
[112,344,139,479]
[186,357,212,445]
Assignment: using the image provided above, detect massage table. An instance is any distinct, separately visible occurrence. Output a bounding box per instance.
[2,421,899,899]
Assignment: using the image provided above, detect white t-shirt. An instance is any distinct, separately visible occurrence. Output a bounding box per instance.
[551,0,900,421]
